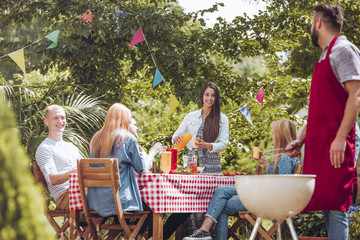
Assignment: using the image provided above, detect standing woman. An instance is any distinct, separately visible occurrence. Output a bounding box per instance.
[173,82,229,174]
[173,82,229,238]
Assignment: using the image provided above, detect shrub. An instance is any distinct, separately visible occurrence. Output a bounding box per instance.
[290,212,327,237]
[0,97,55,239]
[349,205,360,239]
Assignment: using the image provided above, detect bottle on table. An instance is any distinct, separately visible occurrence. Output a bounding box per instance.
[152,154,161,173]
[183,155,189,168]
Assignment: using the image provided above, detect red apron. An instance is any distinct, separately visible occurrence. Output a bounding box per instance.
[303,36,357,212]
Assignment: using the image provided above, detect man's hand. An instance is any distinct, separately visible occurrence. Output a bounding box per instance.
[285,140,304,157]
[330,136,346,169]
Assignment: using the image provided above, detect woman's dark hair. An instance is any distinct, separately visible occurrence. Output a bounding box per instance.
[200,82,221,142]
[314,2,344,32]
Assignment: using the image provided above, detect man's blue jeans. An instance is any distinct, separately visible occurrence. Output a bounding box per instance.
[324,210,349,240]
[204,186,246,240]
[324,122,359,240]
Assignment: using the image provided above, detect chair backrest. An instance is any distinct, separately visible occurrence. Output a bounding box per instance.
[254,163,302,175]
[33,161,48,188]
[77,158,131,238]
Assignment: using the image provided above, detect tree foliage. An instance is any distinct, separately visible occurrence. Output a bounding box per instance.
[1,0,360,173]
[0,71,106,160]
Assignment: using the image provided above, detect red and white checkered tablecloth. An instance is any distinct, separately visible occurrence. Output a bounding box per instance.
[69,173,83,211]
[69,173,235,213]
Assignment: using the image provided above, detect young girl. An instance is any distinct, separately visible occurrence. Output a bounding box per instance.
[183,119,300,240]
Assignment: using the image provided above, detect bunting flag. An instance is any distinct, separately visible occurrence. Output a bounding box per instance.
[129,27,145,47]
[78,9,93,23]
[8,49,26,75]
[256,87,264,105]
[45,30,60,49]
[152,68,163,89]
[167,94,180,116]
[115,10,129,33]
[240,105,254,126]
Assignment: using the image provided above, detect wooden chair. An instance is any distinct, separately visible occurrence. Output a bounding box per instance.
[227,163,302,240]
[77,158,150,240]
[32,162,71,240]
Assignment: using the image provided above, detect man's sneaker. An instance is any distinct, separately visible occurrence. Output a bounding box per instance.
[182,229,212,240]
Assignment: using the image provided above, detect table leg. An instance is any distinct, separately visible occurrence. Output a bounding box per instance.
[69,210,77,240]
[153,213,164,240]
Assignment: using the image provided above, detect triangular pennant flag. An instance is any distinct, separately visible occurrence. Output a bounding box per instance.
[115,10,129,34]
[8,49,26,75]
[45,30,60,49]
[256,87,264,105]
[167,95,180,117]
[152,68,163,89]
[78,9,93,23]
[129,27,145,47]
[115,10,128,18]
[240,105,254,126]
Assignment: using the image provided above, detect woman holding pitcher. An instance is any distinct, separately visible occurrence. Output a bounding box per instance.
[172,82,229,174]
[172,82,229,238]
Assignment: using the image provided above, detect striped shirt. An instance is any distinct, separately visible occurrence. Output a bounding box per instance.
[320,35,360,90]
[35,138,82,201]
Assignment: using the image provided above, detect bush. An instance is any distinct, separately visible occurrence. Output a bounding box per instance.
[349,205,360,239]
[0,98,55,239]
[287,212,327,237]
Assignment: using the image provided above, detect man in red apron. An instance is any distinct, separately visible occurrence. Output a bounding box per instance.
[287,3,360,239]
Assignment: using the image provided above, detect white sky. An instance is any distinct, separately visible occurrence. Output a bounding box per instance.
[178,0,267,26]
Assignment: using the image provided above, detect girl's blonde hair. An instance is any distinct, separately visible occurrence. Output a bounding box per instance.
[90,103,131,158]
[271,119,297,174]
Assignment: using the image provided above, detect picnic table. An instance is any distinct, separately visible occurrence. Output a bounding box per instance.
[69,173,235,240]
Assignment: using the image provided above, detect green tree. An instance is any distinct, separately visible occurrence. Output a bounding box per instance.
[2,0,359,173]
[0,94,55,240]
[0,70,106,160]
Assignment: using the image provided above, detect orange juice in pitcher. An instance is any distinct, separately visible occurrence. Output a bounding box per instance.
[174,133,192,151]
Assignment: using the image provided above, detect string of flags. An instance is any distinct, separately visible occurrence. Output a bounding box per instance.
[0,9,92,74]
[128,27,179,116]
[1,7,264,120]
[238,87,264,127]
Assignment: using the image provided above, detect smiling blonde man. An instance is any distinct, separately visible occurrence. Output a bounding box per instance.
[35,105,82,210]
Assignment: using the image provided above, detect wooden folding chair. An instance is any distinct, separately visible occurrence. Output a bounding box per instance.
[32,162,71,240]
[227,163,302,240]
[77,158,150,240]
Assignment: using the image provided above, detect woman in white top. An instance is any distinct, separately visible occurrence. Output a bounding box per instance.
[173,82,229,174]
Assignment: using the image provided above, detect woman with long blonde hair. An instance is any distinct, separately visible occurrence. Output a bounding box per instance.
[183,119,300,240]
[87,103,145,217]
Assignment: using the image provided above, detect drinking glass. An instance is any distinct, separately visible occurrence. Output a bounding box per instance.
[161,151,172,174]
[192,138,201,149]
[252,146,261,158]
[189,161,197,175]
